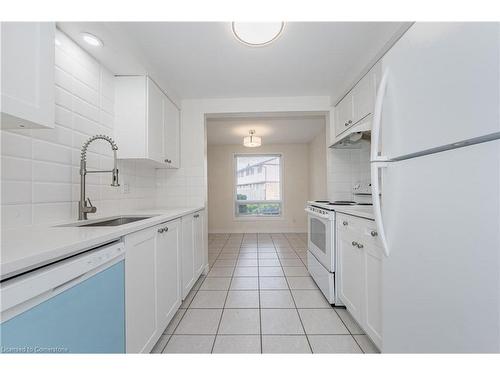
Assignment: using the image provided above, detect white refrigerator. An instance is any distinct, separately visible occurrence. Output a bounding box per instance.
[371,23,500,352]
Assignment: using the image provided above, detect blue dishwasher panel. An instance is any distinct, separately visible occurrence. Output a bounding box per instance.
[0,261,125,354]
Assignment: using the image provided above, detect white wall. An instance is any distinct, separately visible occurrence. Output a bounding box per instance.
[307,128,327,200]
[207,143,309,233]
[1,30,156,229]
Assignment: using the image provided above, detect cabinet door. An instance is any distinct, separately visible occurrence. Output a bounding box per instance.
[181,214,195,298]
[156,220,181,330]
[352,72,374,125]
[193,211,205,275]
[334,94,353,136]
[125,227,157,353]
[146,78,165,164]
[163,97,180,168]
[1,22,55,129]
[364,244,383,348]
[338,232,364,323]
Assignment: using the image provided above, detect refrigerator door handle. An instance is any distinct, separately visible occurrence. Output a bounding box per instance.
[371,68,389,162]
[371,162,390,257]
[371,68,390,257]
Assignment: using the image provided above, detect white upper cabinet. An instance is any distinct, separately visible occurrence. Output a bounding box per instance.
[1,22,55,129]
[332,63,380,140]
[114,75,180,168]
[163,95,180,168]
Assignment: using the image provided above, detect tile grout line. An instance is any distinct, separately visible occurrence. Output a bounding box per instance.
[210,234,239,353]
[256,233,263,353]
[276,234,314,354]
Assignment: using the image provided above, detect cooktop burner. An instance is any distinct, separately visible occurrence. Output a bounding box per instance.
[329,201,356,206]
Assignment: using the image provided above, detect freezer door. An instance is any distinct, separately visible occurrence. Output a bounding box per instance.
[379,23,500,159]
[379,140,500,352]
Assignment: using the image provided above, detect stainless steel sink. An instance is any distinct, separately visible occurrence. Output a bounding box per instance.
[58,216,154,227]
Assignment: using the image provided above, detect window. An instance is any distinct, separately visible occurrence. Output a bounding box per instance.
[235,154,282,217]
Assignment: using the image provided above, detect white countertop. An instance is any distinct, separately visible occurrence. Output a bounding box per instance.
[1,207,204,281]
[333,205,375,220]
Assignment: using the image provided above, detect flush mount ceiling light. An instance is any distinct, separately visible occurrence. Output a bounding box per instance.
[81,32,103,47]
[232,22,285,47]
[243,130,262,148]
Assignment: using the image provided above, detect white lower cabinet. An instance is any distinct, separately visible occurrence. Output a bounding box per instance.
[125,219,182,353]
[155,219,181,332]
[181,209,206,298]
[124,226,157,353]
[337,213,383,349]
[338,231,364,323]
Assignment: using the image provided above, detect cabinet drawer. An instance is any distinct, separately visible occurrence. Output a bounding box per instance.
[337,214,382,248]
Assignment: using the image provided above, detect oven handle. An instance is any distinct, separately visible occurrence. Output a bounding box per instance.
[305,207,330,219]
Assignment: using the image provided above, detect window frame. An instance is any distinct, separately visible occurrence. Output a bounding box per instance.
[233,153,284,220]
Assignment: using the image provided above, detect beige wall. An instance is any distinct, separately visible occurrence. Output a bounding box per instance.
[307,128,327,200]
[208,143,309,233]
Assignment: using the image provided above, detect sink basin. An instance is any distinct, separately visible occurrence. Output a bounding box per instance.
[58,216,154,227]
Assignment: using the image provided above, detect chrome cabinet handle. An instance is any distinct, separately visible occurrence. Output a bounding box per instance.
[370,230,378,237]
[164,159,171,163]
[351,241,358,247]
[164,227,169,232]
[342,221,348,226]
[344,122,349,127]
[158,228,164,233]
[194,214,200,218]
[357,243,364,249]
[348,120,352,124]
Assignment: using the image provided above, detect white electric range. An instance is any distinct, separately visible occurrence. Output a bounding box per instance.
[305,196,373,305]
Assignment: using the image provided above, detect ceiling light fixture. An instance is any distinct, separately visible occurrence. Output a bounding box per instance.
[232,22,285,47]
[243,130,262,148]
[81,32,103,47]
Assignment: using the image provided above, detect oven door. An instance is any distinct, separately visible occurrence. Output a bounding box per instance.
[305,208,334,271]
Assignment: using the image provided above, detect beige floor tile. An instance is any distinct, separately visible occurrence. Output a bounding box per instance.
[233,267,259,277]
[260,290,295,308]
[213,259,237,267]
[291,290,331,308]
[259,276,289,290]
[262,335,311,353]
[261,309,304,334]
[335,308,364,334]
[258,253,278,259]
[298,309,349,334]
[287,276,319,290]
[283,266,309,277]
[200,277,232,290]
[212,335,261,353]
[175,309,222,334]
[280,259,305,267]
[258,267,284,277]
[238,253,258,260]
[180,289,196,308]
[163,335,215,353]
[308,335,362,353]
[230,277,259,290]
[190,290,228,308]
[207,267,234,277]
[237,259,258,267]
[218,309,261,334]
[225,290,260,308]
[259,259,281,267]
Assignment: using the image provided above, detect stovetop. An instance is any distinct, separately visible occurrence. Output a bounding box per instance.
[307,200,373,211]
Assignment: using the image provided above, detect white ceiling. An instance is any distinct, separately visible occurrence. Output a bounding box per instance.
[206,113,326,145]
[58,22,408,102]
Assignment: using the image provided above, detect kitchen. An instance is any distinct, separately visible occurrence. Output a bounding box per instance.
[1,3,500,371]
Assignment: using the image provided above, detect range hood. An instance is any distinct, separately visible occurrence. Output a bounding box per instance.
[329,116,372,149]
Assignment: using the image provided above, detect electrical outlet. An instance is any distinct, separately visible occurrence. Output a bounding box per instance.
[121,183,130,194]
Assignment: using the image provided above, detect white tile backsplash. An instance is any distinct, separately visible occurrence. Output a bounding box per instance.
[327,140,371,201]
[1,29,157,229]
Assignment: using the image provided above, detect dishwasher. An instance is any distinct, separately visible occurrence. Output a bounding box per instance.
[0,241,125,353]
